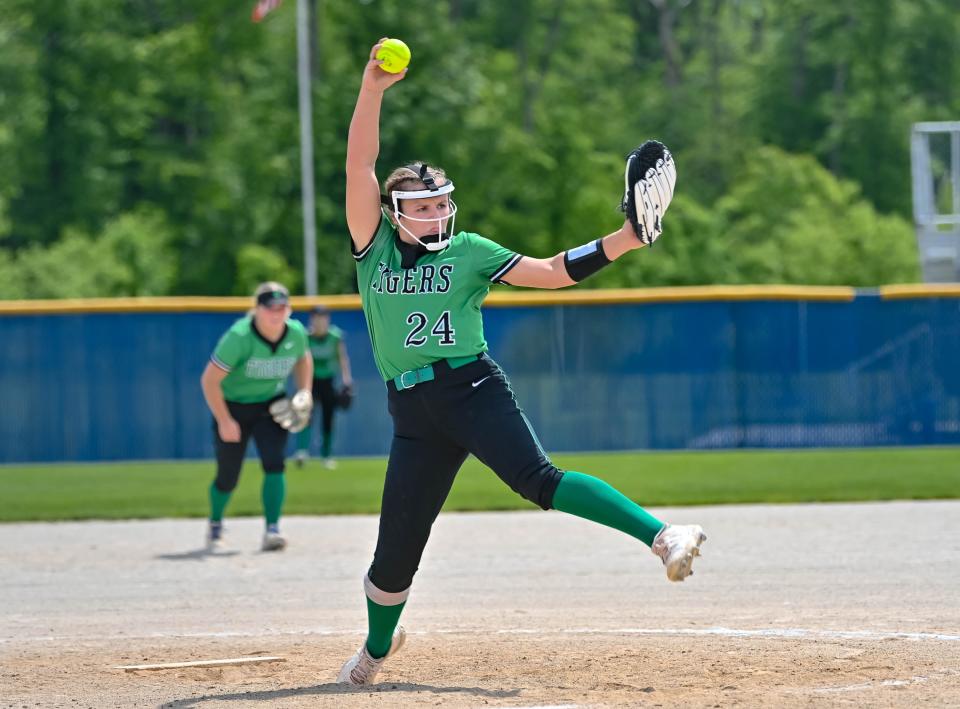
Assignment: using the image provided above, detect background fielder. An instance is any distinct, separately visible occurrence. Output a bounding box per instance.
[199,282,313,552]
[294,305,353,469]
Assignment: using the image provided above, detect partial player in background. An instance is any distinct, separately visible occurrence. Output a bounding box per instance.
[294,305,354,470]
[336,39,704,685]
[199,282,313,552]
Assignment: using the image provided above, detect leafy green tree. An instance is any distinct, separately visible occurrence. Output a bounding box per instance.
[0,206,177,298]
[234,244,298,296]
[99,207,178,295]
[716,146,918,285]
[0,0,947,297]
[8,233,128,298]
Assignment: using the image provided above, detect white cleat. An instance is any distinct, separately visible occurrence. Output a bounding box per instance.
[205,523,225,553]
[322,458,338,470]
[337,626,406,685]
[261,530,287,552]
[652,524,707,582]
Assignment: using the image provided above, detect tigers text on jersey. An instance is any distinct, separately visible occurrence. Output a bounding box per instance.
[354,215,521,382]
[211,316,308,403]
[309,325,343,379]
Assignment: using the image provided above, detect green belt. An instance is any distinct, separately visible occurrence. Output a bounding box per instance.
[392,354,480,391]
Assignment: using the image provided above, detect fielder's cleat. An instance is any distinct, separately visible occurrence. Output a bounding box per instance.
[205,522,225,552]
[261,527,287,552]
[323,458,338,470]
[337,625,406,686]
[652,524,707,582]
[294,449,308,469]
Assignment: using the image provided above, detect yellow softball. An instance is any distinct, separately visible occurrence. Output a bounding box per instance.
[375,38,411,74]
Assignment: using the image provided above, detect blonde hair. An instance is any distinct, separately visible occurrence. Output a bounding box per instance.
[248,281,289,316]
[383,163,449,206]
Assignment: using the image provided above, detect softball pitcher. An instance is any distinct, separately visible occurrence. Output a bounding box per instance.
[337,39,706,685]
[199,282,313,552]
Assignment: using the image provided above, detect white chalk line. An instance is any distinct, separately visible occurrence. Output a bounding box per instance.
[804,668,960,694]
[3,625,960,645]
[557,627,960,642]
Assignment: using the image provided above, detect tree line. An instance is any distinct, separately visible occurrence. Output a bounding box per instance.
[1,0,956,298]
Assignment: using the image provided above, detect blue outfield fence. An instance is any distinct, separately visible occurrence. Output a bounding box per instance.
[0,288,958,463]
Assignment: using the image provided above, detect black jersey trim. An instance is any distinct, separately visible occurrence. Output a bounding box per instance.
[490,253,522,284]
[351,235,376,261]
[210,355,232,373]
[352,214,387,261]
[251,319,289,354]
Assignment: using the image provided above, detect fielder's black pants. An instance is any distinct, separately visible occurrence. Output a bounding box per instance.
[368,354,564,593]
[212,398,288,492]
[311,376,338,446]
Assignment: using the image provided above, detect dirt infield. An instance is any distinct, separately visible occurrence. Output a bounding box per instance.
[3,501,959,707]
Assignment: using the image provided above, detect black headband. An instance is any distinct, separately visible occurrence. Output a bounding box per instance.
[257,290,289,307]
[419,164,438,191]
[403,163,439,191]
[381,164,443,208]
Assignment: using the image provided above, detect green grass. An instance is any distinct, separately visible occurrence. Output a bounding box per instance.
[1,447,957,522]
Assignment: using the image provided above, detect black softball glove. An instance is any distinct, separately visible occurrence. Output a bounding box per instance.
[620,140,677,245]
[336,384,354,411]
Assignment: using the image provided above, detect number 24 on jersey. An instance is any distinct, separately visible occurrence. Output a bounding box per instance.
[404,311,456,348]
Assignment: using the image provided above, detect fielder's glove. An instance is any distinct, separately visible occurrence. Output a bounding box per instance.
[336,384,354,411]
[269,389,313,433]
[620,140,677,245]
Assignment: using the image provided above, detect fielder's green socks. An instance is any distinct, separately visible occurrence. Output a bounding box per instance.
[295,427,311,455]
[551,471,665,547]
[209,483,232,522]
[365,597,406,659]
[261,472,286,525]
[321,434,333,459]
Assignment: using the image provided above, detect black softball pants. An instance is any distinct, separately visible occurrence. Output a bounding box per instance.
[368,354,564,594]
[212,398,288,492]
[311,376,338,446]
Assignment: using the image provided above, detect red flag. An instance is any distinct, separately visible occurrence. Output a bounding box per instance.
[251,0,283,22]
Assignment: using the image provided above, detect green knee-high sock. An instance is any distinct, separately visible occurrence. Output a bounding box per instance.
[261,473,286,526]
[209,483,232,522]
[320,431,333,459]
[365,597,406,659]
[551,471,665,547]
[295,427,311,453]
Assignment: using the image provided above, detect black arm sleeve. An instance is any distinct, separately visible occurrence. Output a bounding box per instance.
[563,239,612,282]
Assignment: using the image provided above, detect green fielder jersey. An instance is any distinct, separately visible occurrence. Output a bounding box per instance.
[354,214,521,382]
[211,316,308,403]
[309,326,343,379]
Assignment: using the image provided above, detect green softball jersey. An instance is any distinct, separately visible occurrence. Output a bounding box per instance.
[354,214,521,382]
[309,326,343,379]
[211,316,308,403]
